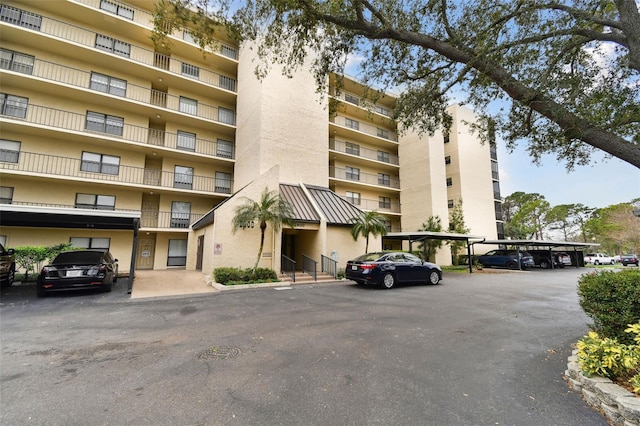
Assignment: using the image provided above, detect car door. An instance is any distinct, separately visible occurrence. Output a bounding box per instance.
[386,253,410,282]
[402,253,426,282]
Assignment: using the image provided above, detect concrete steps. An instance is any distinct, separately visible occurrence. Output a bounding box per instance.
[278,271,337,284]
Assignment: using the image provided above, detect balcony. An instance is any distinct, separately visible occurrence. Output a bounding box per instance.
[343,197,401,214]
[0,4,237,88]
[329,138,399,166]
[0,151,233,195]
[0,103,235,159]
[329,86,394,117]
[330,115,398,142]
[329,166,400,189]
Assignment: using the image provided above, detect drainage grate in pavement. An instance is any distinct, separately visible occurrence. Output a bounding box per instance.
[196,346,241,361]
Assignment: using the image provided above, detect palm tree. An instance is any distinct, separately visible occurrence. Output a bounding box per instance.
[232,187,295,274]
[350,211,388,253]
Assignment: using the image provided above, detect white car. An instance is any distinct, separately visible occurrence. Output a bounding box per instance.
[584,253,615,265]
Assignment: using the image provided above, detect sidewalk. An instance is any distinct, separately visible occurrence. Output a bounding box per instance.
[129,269,217,299]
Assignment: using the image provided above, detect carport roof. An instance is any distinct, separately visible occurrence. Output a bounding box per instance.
[383,231,486,242]
[0,204,140,229]
[476,239,600,248]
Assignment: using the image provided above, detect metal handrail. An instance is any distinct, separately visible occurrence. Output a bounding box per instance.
[329,166,401,189]
[302,254,317,281]
[321,255,337,279]
[329,138,399,165]
[281,254,296,283]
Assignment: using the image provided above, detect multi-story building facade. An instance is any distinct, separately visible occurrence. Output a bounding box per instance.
[0,0,501,278]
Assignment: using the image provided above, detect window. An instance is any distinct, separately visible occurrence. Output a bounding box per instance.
[0,139,20,163]
[218,107,235,125]
[345,118,359,130]
[377,128,389,139]
[0,186,14,204]
[0,5,42,30]
[90,72,126,97]
[345,191,360,206]
[493,180,501,199]
[382,218,392,232]
[345,166,360,181]
[344,93,359,105]
[0,235,6,246]
[70,237,110,249]
[495,201,503,220]
[174,166,194,189]
[215,171,232,193]
[183,31,196,44]
[81,152,120,175]
[181,62,200,79]
[445,155,451,165]
[179,96,197,115]
[95,34,131,57]
[444,133,450,143]
[446,177,453,187]
[491,161,499,180]
[216,139,233,158]
[75,193,116,210]
[375,105,389,116]
[85,111,124,136]
[171,201,191,228]
[448,199,454,208]
[378,173,391,186]
[345,142,360,156]
[379,196,391,209]
[0,49,34,74]
[167,239,187,266]
[0,94,28,118]
[100,0,134,19]
[177,131,196,152]
[221,45,237,59]
[377,151,390,163]
[219,75,236,91]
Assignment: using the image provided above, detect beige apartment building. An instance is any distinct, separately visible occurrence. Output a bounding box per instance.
[0,0,502,280]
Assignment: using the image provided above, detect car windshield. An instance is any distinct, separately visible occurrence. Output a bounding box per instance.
[353,252,387,262]
[53,251,104,264]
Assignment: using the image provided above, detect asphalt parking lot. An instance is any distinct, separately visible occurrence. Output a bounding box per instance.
[1,268,606,425]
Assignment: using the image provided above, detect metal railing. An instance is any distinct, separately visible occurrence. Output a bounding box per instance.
[281,254,296,283]
[330,166,400,189]
[0,4,238,88]
[321,254,337,279]
[331,115,398,142]
[328,86,394,117]
[302,254,317,281]
[0,103,235,159]
[343,197,401,213]
[140,211,205,229]
[0,150,233,194]
[329,138,399,165]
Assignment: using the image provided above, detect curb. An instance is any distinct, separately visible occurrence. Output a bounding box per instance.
[566,349,640,425]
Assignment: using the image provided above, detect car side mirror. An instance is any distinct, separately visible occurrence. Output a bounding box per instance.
[6,248,14,255]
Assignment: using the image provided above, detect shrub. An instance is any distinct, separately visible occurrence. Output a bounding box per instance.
[577,269,640,345]
[13,243,75,281]
[213,267,278,285]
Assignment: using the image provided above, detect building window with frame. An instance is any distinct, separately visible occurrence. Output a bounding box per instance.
[375,105,389,116]
[173,165,194,189]
[90,72,126,97]
[382,218,392,232]
[0,93,28,118]
[345,166,360,181]
[176,131,196,152]
[95,34,131,57]
[167,239,187,266]
[0,139,20,163]
[218,107,235,125]
[378,173,391,186]
[444,133,450,143]
[345,142,360,156]
[219,75,236,92]
[75,193,116,210]
[345,191,360,206]
[81,152,120,175]
[0,186,14,204]
[181,62,200,79]
[379,196,391,209]
[85,111,124,136]
[448,199,454,208]
[377,151,390,163]
[344,93,359,105]
[0,49,35,75]
[377,128,390,139]
[100,0,134,19]
[216,139,233,158]
[215,171,232,193]
[0,5,42,30]
[179,96,198,115]
[170,201,191,228]
[445,155,451,165]
[70,237,110,249]
[446,177,453,187]
[345,118,359,130]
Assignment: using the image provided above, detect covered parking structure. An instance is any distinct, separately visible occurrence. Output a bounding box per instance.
[470,239,601,269]
[382,231,486,273]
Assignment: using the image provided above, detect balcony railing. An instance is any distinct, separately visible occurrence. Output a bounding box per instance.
[330,115,398,142]
[0,103,235,159]
[329,86,394,117]
[343,197,401,213]
[329,138,399,165]
[1,56,236,124]
[330,166,400,189]
[0,4,238,88]
[0,151,233,194]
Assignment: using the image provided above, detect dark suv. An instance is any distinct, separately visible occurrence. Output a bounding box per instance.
[477,249,535,270]
[620,254,639,266]
[528,250,569,269]
[0,243,16,288]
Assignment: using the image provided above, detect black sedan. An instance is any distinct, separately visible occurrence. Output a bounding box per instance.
[37,250,118,297]
[345,252,442,289]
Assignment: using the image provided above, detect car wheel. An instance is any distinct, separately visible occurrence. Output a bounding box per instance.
[36,283,46,298]
[428,270,440,285]
[610,260,615,265]
[0,264,15,289]
[380,272,395,289]
[540,260,550,269]
[594,260,600,265]
[623,262,628,266]
[506,261,518,270]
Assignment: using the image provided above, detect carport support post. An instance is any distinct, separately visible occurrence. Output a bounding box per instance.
[467,239,473,273]
[127,218,139,294]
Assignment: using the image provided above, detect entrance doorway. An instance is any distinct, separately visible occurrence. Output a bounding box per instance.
[136,234,156,269]
[196,235,204,270]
